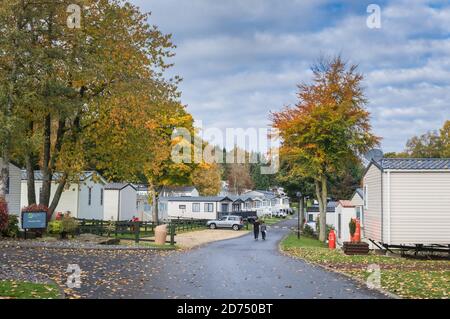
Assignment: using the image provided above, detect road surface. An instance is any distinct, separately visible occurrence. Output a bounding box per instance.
[135,217,388,299]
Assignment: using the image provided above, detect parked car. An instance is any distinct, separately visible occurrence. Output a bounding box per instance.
[274,209,288,218]
[206,216,244,231]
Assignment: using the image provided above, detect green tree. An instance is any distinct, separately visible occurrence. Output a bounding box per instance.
[249,153,277,190]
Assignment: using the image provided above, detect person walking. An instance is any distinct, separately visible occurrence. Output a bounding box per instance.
[253,218,260,241]
[260,221,267,241]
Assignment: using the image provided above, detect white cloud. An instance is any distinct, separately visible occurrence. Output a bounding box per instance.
[130,0,450,153]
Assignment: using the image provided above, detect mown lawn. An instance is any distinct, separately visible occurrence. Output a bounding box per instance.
[0,281,60,299]
[281,233,450,299]
[261,216,291,226]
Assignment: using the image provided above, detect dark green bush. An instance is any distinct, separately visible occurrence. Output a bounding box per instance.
[349,219,356,237]
[303,224,316,238]
[1,214,19,238]
[0,198,8,234]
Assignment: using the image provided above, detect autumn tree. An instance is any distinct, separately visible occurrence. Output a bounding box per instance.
[192,163,222,196]
[441,120,450,157]
[0,0,37,199]
[385,120,450,158]
[405,131,442,158]
[227,164,254,195]
[272,56,379,242]
[0,0,186,218]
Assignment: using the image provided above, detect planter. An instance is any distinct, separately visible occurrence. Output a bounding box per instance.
[343,242,370,255]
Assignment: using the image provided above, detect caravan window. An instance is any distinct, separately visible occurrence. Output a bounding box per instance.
[192,203,200,212]
[88,187,92,206]
[204,203,214,212]
[356,207,361,220]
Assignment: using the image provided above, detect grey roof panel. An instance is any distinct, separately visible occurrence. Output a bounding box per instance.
[105,183,136,191]
[160,196,225,202]
[21,170,99,181]
[355,188,363,198]
[377,158,450,170]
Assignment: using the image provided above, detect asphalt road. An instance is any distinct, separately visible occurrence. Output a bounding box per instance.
[135,217,388,299]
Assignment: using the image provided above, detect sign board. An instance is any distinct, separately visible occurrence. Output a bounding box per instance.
[21,212,48,229]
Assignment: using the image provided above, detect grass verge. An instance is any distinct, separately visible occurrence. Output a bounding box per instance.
[280,233,450,299]
[119,240,178,250]
[0,281,61,299]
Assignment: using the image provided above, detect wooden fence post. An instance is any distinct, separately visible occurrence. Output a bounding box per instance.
[134,221,140,244]
[170,223,175,246]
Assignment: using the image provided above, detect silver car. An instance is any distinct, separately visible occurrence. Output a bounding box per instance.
[207,216,244,231]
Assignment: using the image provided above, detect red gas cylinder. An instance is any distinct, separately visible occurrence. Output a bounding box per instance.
[354,219,361,243]
[328,229,336,250]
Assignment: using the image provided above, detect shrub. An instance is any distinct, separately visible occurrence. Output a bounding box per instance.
[315,216,333,240]
[47,220,63,235]
[2,215,19,238]
[303,224,316,238]
[0,198,8,234]
[349,218,356,237]
[61,216,79,236]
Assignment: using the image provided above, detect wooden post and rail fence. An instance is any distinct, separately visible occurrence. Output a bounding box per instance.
[75,217,209,245]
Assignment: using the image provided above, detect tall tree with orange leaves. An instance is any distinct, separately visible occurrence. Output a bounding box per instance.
[272,56,380,242]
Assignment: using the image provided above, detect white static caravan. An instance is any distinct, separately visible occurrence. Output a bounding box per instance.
[21,171,107,219]
[306,201,338,229]
[159,186,199,198]
[0,158,22,216]
[363,158,450,248]
[159,196,236,220]
[103,183,137,221]
[335,200,357,245]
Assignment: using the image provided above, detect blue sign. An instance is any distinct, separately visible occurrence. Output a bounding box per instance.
[22,212,47,229]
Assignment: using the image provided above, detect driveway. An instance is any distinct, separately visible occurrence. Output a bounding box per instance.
[134,216,388,299]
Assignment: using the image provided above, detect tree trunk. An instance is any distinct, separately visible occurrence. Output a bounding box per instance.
[150,185,159,224]
[299,195,305,230]
[25,153,36,205]
[0,147,10,200]
[315,175,328,242]
[48,173,68,218]
[40,114,52,206]
[24,121,37,205]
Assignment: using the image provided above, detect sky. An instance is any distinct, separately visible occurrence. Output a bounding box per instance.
[130,0,450,153]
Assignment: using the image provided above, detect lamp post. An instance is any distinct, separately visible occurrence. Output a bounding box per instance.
[296,191,303,239]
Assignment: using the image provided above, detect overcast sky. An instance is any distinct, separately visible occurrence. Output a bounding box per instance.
[130,0,450,153]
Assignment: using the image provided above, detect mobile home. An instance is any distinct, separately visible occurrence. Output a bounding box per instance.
[0,158,21,216]
[363,158,450,247]
[103,183,137,221]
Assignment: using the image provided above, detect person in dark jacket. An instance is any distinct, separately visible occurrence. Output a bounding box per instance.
[253,219,260,240]
[260,221,267,241]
